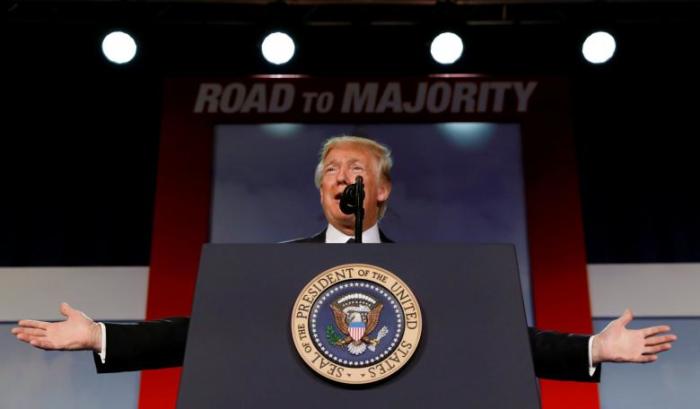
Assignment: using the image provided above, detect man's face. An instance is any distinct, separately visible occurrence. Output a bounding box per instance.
[319,143,391,235]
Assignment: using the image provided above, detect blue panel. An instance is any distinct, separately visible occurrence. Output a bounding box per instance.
[211,123,535,325]
[0,323,139,409]
[593,318,700,409]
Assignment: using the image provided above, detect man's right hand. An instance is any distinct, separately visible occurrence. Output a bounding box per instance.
[11,302,102,352]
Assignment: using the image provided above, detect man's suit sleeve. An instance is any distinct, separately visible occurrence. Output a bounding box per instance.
[528,327,601,382]
[92,317,189,373]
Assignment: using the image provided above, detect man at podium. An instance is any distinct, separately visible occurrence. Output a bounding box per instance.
[13,136,676,381]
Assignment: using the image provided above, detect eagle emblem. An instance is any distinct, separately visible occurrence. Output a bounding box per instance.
[329,293,389,355]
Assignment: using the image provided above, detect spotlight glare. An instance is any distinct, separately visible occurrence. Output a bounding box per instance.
[261,32,295,65]
[582,31,616,64]
[101,31,137,64]
[430,32,463,65]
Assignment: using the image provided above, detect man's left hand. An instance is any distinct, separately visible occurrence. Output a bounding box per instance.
[592,308,677,364]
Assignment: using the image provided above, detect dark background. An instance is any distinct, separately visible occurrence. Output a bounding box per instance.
[5,1,700,266]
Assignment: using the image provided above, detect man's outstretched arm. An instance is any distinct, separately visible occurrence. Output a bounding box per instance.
[531,308,676,382]
[12,302,190,373]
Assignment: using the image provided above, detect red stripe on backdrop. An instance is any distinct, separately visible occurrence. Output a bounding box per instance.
[138,81,214,409]
[522,115,599,409]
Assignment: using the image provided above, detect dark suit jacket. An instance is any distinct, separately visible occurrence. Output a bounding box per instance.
[95,229,601,382]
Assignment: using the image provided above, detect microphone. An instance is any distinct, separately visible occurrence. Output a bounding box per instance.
[339,176,365,243]
[340,176,364,215]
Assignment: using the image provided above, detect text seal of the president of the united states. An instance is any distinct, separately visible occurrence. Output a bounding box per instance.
[291,263,422,384]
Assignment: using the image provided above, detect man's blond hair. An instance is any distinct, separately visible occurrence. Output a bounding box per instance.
[314,135,393,218]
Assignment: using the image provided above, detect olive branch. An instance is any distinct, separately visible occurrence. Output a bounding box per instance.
[325,325,343,345]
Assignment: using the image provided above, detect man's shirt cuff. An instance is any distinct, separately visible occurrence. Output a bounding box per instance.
[97,322,107,364]
[588,335,597,376]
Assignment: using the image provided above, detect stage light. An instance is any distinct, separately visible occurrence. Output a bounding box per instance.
[430,32,463,65]
[582,31,616,64]
[261,32,295,65]
[101,31,137,64]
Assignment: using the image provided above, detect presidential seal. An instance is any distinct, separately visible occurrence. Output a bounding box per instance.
[291,263,422,385]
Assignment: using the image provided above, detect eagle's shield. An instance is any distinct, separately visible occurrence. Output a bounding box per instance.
[349,321,366,342]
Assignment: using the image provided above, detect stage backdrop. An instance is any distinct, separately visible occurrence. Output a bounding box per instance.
[143,76,596,409]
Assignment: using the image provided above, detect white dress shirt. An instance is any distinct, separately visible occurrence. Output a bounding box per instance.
[324,223,382,244]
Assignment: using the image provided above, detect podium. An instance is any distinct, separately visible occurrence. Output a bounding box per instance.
[177,244,540,409]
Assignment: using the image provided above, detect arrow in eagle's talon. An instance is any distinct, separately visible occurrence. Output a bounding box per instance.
[368,326,389,352]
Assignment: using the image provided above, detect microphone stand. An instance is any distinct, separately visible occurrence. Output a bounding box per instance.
[339,176,365,243]
[353,177,364,243]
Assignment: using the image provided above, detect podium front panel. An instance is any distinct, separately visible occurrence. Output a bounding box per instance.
[178,244,540,409]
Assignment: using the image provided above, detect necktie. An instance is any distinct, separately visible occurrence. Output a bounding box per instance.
[346,238,356,243]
